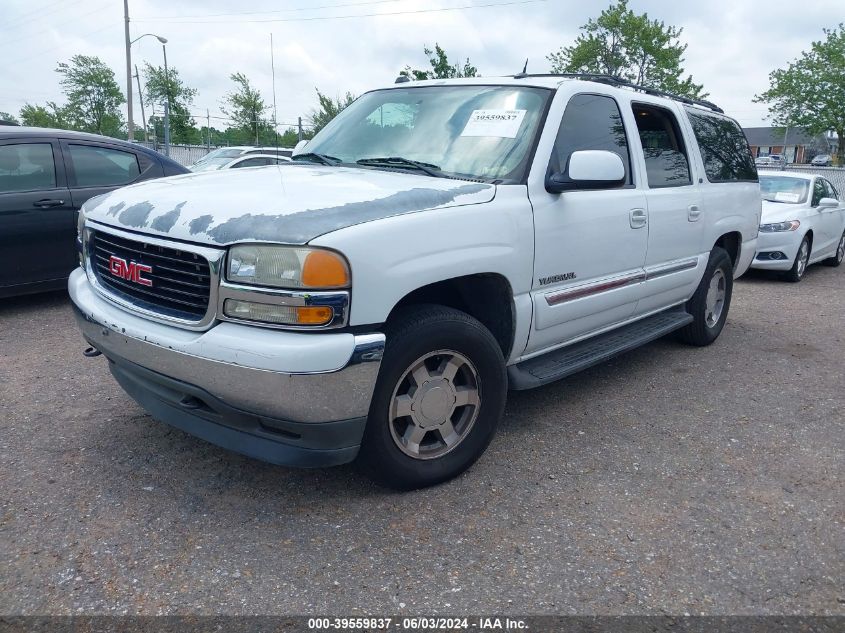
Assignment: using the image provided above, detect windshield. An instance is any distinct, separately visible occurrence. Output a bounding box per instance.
[759,175,809,204]
[191,157,233,171]
[301,85,552,182]
[193,148,243,165]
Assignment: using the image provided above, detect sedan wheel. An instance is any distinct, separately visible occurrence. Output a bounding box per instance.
[785,237,810,282]
[824,232,845,267]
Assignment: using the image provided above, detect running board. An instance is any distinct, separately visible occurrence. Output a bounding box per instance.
[508,308,693,390]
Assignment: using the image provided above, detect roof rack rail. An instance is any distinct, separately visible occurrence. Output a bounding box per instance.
[512,73,724,114]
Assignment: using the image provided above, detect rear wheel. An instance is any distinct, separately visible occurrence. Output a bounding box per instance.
[784,236,811,282]
[677,247,733,346]
[358,305,507,490]
[823,231,845,267]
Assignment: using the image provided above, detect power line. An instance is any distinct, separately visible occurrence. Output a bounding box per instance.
[0,2,115,49]
[138,0,406,21]
[3,0,83,30]
[133,0,549,24]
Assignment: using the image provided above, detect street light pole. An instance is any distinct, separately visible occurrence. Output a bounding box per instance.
[128,33,169,152]
[124,0,133,141]
[162,42,170,156]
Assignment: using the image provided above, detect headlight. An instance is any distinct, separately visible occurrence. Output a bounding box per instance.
[227,245,350,289]
[759,220,800,233]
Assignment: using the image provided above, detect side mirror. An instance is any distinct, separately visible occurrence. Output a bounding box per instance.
[293,140,308,154]
[818,197,839,209]
[546,150,626,193]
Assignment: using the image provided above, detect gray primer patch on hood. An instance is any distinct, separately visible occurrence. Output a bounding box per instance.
[118,201,155,228]
[150,202,186,232]
[107,201,126,217]
[207,184,489,244]
[189,214,214,235]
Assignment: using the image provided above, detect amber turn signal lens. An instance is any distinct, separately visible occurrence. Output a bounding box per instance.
[301,250,350,288]
[295,306,333,325]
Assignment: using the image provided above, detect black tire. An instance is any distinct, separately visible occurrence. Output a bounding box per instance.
[784,235,811,282]
[357,304,507,490]
[823,231,845,267]
[677,247,734,346]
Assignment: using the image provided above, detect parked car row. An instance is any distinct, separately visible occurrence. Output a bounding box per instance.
[188,146,293,171]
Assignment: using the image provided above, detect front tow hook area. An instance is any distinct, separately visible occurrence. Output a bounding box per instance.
[83,346,102,358]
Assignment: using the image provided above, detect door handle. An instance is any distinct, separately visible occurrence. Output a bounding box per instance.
[33,199,65,208]
[688,204,701,222]
[629,208,647,229]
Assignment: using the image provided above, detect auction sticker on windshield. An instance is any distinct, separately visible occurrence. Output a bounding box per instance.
[461,109,526,138]
[774,192,801,203]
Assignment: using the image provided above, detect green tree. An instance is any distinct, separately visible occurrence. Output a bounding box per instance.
[19,102,67,128]
[0,111,19,124]
[754,24,845,165]
[221,72,270,144]
[55,54,125,136]
[401,44,479,80]
[142,62,199,144]
[547,0,705,99]
[309,89,356,135]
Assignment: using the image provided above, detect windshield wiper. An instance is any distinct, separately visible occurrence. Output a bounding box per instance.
[356,156,446,178]
[292,152,341,165]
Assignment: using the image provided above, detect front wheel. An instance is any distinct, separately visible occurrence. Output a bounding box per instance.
[677,247,734,346]
[784,236,811,282]
[823,231,845,267]
[358,305,507,490]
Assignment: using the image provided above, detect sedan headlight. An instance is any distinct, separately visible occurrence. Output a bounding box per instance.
[759,220,800,233]
[227,245,350,289]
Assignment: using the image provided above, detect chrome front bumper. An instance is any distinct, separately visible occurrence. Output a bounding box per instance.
[68,268,385,466]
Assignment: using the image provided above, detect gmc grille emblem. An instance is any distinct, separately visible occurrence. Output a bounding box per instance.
[108,255,153,287]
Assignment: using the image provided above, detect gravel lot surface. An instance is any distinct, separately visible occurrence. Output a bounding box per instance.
[1,266,843,616]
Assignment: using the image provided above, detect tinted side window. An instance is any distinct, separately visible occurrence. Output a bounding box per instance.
[233,157,267,168]
[811,179,825,206]
[69,144,140,187]
[822,178,839,200]
[685,109,757,182]
[631,104,691,188]
[0,143,57,193]
[552,93,632,185]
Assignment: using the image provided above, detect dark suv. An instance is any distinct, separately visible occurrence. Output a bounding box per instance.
[0,127,188,297]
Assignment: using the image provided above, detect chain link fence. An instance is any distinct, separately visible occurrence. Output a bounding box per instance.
[785,165,845,193]
[137,142,217,167]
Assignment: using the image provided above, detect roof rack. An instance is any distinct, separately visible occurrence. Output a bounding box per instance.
[512,73,724,114]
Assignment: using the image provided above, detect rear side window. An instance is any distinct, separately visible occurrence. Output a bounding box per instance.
[552,93,632,185]
[631,104,691,188]
[822,178,839,200]
[0,143,57,193]
[685,109,757,183]
[68,144,140,187]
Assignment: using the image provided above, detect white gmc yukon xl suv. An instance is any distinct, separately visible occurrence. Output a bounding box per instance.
[70,75,760,489]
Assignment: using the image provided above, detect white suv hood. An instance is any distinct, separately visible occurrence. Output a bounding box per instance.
[83,164,496,245]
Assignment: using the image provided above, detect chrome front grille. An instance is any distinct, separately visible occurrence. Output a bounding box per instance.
[90,229,212,321]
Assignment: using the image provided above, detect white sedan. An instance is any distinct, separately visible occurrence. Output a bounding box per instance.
[752,171,845,281]
[191,153,291,172]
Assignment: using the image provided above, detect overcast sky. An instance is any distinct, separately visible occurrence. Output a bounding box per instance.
[0,0,840,133]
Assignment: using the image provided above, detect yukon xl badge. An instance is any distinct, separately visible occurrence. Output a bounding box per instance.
[109,255,153,287]
[539,272,577,286]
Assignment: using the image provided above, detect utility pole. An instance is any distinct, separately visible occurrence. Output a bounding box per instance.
[207,109,211,150]
[124,0,134,141]
[298,116,303,142]
[134,64,147,142]
[270,33,278,148]
[782,125,789,170]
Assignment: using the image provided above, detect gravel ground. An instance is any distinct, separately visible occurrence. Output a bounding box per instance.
[0,266,843,616]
